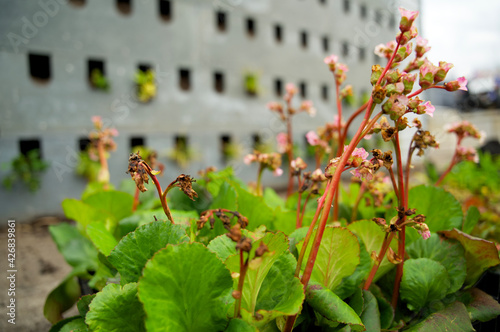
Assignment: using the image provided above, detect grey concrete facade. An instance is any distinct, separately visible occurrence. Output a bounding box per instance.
[0,0,412,222]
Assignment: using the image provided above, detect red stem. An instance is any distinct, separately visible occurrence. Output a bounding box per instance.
[234,250,249,318]
[132,187,140,211]
[141,162,174,223]
[363,232,396,289]
[391,132,407,308]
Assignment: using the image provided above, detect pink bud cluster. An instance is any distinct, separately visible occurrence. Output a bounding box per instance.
[243,151,283,176]
[324,54,349,85]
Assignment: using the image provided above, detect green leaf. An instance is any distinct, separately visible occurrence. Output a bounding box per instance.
[49,223,99,270]
[139,242,233,331]
[77,294,95,318]
[208,234,238,261]
[405,301,474,332]
[360,290,381,332]
[86,222,118,256]
[463,206,480,234]
[210,181,238,211]
[263,187,285,209]
[272,207,299,235]
[234,183,274,231]
[225,318,259,332]
[406,233,466,294]
[440,228,500,288]
[369,285,394,330]
[465,288,500,322]
[297,227,360,292]
[108,220,189,284]
[82,190,134,223]
[305,282,364,331]
[334,238,371,299]
[406,185,464,243]
[400,258,451,311]
[48,316,88,332]
[61,199,105,229]
[44,269,83,324]
[85,282,146,332]
[225,232,304,326]
[348,220,397,282]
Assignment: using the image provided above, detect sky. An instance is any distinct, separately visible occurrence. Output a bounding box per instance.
[420,0,500,80]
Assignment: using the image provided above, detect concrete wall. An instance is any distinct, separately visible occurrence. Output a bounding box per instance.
[0,0,411,222]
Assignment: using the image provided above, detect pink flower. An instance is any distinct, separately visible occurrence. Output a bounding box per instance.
[398,8,419,32]
[91,115,102,124]
[244,154,256,165]
[422,101,435,117]
[300,100,317,117]
[285,83,297,95]
[273,168,283,177]
[351,147,369,160]
[108,128,119,137]
[420,230,431,240]
[458,77,468,91]
[267,102,281,111]
[276,132,288,153]
[374,44,386,57]
[323,54,338,65]
[336,63,349,73]
[306,131,320,146]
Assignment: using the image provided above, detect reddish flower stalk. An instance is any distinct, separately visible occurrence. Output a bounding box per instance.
[234,249,249,318]
[140,162,174,223]
[391,132,407,308]
[132,187,140,212]
[436,137,463,186]
[285,101,295,197]
[363,232,396,290]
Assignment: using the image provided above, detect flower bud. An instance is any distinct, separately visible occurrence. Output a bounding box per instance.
[434,61,454,83]
[419,59,439,89]
[370,65,384,85]
[398,8,419,33]
[401,73,416,94]
[444,77,468,91]
[372,85,387,104]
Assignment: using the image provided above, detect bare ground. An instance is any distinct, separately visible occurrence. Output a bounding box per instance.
[0,217,78,332]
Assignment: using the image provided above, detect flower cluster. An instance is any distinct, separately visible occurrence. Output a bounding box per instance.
[244,151,283,176]
[197,209,249,231]
[326,146,380,181]
[88,116,118,161]
[446,121,485,142]
[324,54,349,85]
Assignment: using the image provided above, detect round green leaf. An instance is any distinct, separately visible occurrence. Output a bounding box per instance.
[208,234,238,261]
[139,242,233,331]
[440,229,500,288]
[85,283,145,332]
[406,185,463,243]
[407,233,466,294]
[305,282,364,331]
[297,227,360,291]
[405,301,474,332]
[466,288,500,322]
[108,220,189,284]
[400,258,451,311]
[86,222,118,256]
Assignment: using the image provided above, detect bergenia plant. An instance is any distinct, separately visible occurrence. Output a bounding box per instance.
[45,7,500,332]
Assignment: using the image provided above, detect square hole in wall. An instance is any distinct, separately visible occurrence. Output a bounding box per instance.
[299,81,307,98]
[322,36,329,52]
[274,78,283,97]
[69,0,86,7]
[216,11,226,31]
[360,4,367,19]
[274,24,283,43]
[252,134,261,150]
[130,136,145,150]
[159,0,171,21]
[78,138,91,151]
[175,135,189,151]
[214,71,224,93]
[342,42,349,57]
[343,0,350,13]
[246,18,256,37]
[179,68,191,91]
[88,59,107,88]
[220,134,232,162]
[28,53,51,82]
[322,84,329,101]
[300,30,308,48]
[19,139,42,158]
[359,47,366,62]
[116,0,132,15]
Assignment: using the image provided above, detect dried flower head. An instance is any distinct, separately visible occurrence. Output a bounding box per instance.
[173,174,198,201]
[127,153,150,192]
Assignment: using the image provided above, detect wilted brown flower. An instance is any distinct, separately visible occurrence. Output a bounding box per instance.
[174,174,198,201]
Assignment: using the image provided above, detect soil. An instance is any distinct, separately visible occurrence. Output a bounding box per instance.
[0,217,78,332]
